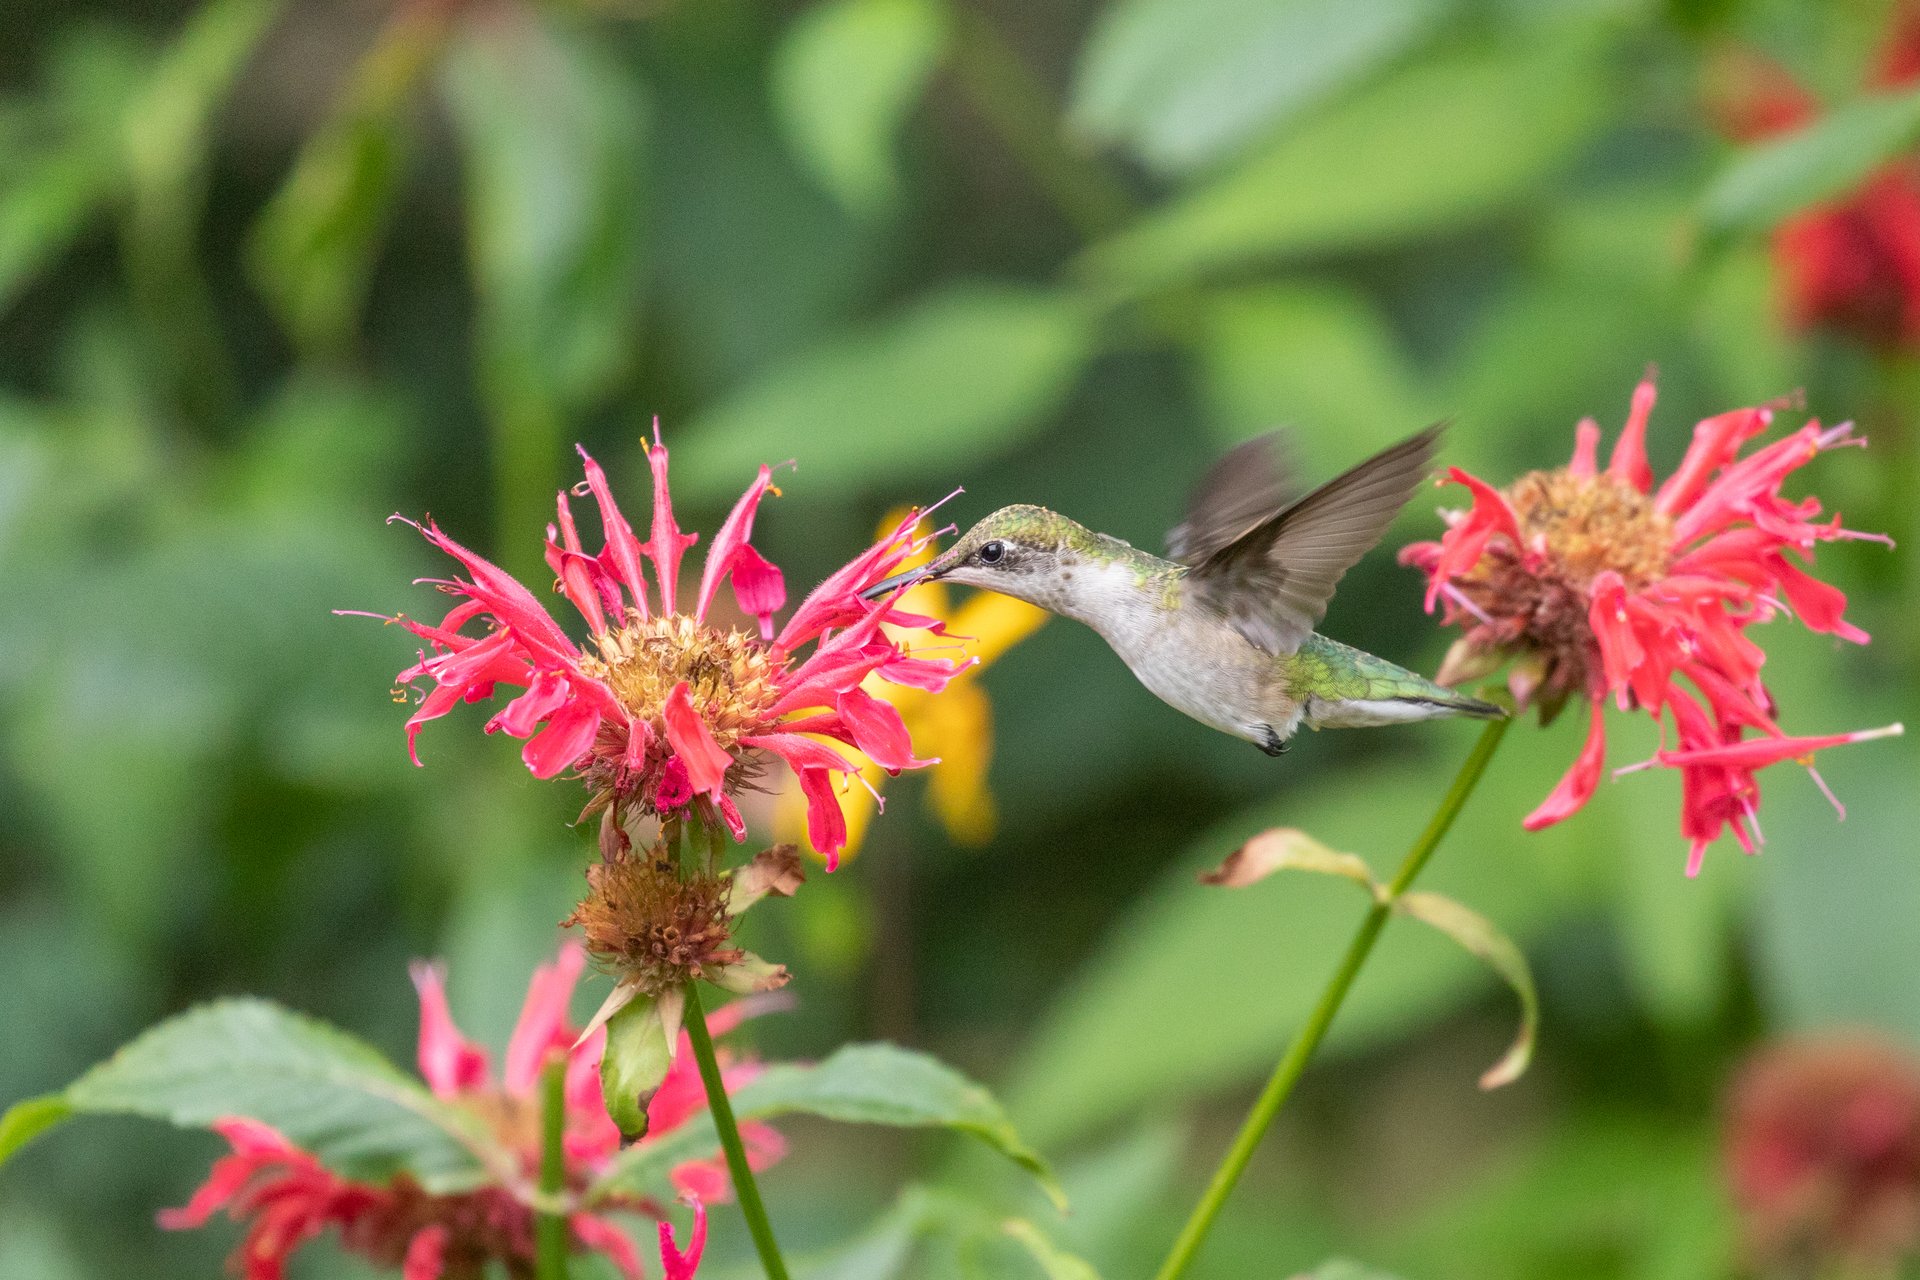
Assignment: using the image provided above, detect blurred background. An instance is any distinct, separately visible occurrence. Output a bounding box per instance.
[4,0,1920,1276]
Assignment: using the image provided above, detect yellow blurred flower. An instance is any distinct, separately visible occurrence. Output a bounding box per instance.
[778,515,1046,860]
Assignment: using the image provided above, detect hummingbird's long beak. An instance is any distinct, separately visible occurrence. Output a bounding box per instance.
[860,550,958,601]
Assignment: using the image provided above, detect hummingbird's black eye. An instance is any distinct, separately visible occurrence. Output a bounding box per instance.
[977,540,1006,565]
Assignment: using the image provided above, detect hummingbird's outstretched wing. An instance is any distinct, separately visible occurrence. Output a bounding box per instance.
[1165,432,1299,565]
[1184,421,1447,655]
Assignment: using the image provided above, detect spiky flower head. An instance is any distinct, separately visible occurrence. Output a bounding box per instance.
[1401,374,1900,874]
[160,945,779,1280]
[359,428,969,867]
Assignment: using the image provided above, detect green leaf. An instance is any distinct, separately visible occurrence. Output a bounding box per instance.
[1293,1262,1408,1280]
[1393,890,1538,1088]
[0,1095,72,1166]
[1192,283,1435,473]
[250,5,452,352]
[441,8,649,413]
[1071,0,1448,174]
[39,999,507,1190]
[773,0,948,216]
[1003,1220,1103,1280]
[1699,85,1920,243]
[677,285,1097,500]
[592,1042,1064,1210]
[123,0,283,201]
[0,35,145,312]
[1077,36,1609,292]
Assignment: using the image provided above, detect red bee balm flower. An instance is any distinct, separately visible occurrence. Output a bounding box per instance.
[1707,4,1920,350]
[368,430,967,867]
[1401,376,1900,875]
[161,945,778,1280]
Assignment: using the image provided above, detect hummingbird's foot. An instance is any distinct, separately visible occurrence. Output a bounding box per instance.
[1255,725,1289,757]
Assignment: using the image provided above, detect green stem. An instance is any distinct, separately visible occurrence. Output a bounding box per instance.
[1151,715,1511,1280]
[945,6,1136,241]
[684,982,791,1280]
[534,1058,570,1280]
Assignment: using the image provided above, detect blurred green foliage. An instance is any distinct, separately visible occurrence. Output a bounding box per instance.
[3,0,1919,1277]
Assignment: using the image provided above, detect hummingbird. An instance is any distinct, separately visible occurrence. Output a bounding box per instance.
[861,423,1503,756]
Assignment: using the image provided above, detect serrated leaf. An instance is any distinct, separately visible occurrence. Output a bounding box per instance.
[1077,36,1608,292]
[1699,85,1920,243]
[773,0,948,216]
[0,1095,72,1166]
[591,1042,1063,1210]
[1394,890,1537,1088]
[677,285,1096,501]
[51,999,508,1190]
[1071,0,1448,174]
[250,5,452,352]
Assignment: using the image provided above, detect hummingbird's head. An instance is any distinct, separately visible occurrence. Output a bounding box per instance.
[860,505,1098,607]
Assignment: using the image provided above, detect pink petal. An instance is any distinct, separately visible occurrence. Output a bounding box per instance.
[403,1226,449,1280]
[572,1213,644,1280]
[695,464,777,624]
[659,1199,709,1280]
[1425,468,1526,611]
[717,795,747,841]
[835,687,925,771]
[504,943,588,1095]
[1568,418,1600,477]
[655,756,693,810]
[408,962,491,1096]
[488,670,572,739]
[739,732,856,776]
[798,767,849,870]
[1523,699,1609,831]
[663,682,734,797]
[1655,406,1771,517]
[157,1119,298,1230]
[729,543,787,642]
[1658,723,1903,769]
[642,433,699,616]
[1607,375,1657,492]
[521,697,602,779]
[410,519,580,667]
[576,447,651,619]
[1770,554,1870,642]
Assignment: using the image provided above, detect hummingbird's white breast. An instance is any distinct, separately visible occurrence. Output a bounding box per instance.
[1052,557,1300,746]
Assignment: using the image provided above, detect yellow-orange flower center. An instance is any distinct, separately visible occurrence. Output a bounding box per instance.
[1504,468,1674,588]
[581,614,781,748]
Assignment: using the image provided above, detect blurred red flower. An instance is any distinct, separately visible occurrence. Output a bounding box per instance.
[1708,4,1920,350]
[1401,374,1899,874]
[161,944,780,1280]
[1726,1033,1920,1272]
[358,428,968,867]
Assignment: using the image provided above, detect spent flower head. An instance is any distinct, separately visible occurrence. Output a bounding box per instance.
[161,944,780,1280]
[1401,374,1900,874]
[358,427,969,867]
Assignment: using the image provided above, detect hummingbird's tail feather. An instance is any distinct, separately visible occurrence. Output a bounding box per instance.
[1289,634,1508,730]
